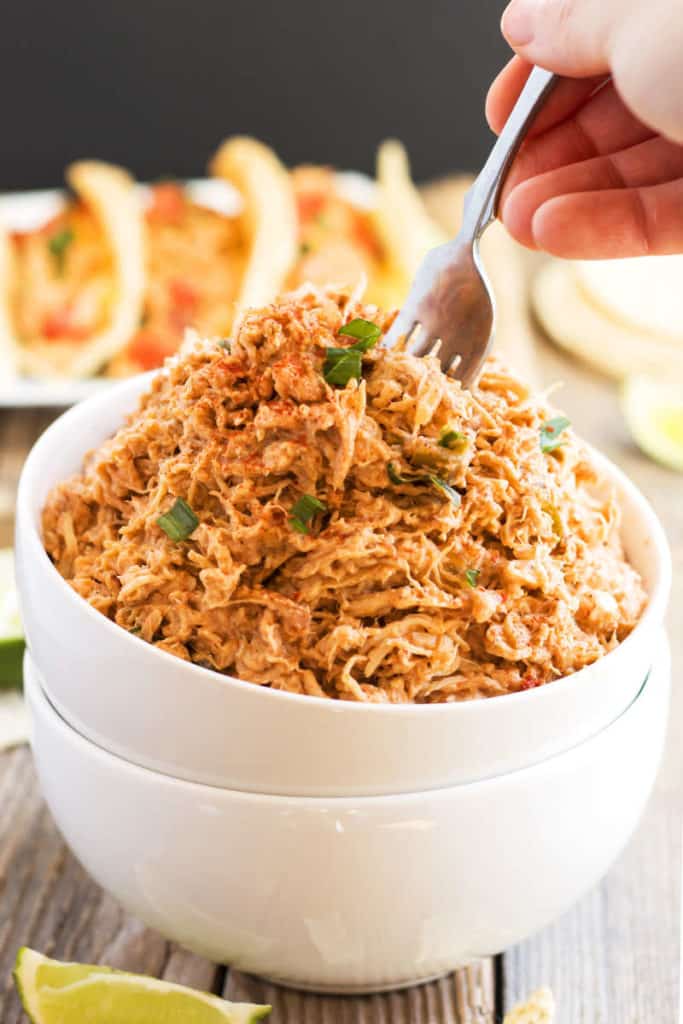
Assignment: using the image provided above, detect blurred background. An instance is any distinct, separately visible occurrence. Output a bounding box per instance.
[1,0,510,189]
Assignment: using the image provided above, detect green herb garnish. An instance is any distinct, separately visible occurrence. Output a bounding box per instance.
[157,497,199,541]
[338,318,382,350]
[323,319,382,387]
[429,476,461,506]
[48,226,75,275]
[299,241,312,256]
[438,428,468,452]
[290,493,327,535]
[386,463,461,506]
[465,568,480,588]
[217,338,230,350]
[540,416,571,453]
[324,347,363,387]
[387,462,405,485]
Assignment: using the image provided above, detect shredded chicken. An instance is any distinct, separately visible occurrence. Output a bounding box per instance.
[42,287,647,702]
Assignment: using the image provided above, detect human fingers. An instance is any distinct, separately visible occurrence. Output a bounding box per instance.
[501,0,628,76]
[501,0,683,144]
[499,81,654,206]
[485,55,604,138]
[530,178,683,258]
[502,135,683,248]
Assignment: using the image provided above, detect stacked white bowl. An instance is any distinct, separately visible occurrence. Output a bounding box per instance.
[16,376,672,993]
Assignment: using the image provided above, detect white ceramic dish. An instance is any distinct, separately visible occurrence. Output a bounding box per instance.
[26,641,670,993]
[0,173,374,408]
[15,373,671,796]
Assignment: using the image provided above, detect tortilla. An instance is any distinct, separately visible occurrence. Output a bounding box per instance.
[210,136,298,318]
[574,255,683,340]
[532,259,683,380]
[19,161,146,378]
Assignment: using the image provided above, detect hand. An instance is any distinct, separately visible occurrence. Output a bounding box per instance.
[488,0,683,258]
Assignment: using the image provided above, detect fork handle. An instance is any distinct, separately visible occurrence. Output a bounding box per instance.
[461,66,559,241]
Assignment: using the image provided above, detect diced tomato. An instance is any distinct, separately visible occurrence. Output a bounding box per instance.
[146,183,186,225]
[352,211,383,259]
[169,278,198,312]
[296,191,327,223]
[127,329,178,371]
[41,307,91,342]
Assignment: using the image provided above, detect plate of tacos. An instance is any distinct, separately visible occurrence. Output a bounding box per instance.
[0,137,445,407]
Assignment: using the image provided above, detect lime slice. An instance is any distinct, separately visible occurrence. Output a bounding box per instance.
[622,375,683,472]
[0,548,24,690]
[15,948,271,1024]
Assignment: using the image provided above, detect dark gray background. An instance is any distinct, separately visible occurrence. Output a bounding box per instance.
[2,0,510,190]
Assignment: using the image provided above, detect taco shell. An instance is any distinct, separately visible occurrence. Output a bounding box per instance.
[372,139,447,302]
[17,161,146,378]
[0,219,19,382]
[210,136,298,316]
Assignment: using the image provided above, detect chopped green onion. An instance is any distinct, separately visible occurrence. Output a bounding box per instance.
[157,497,199,541]
[465,568,480,588]
[217,338,230,350]
[386,463,461,506]
[323,347,363,387]
[387,462,405,485]
[540,416,571,453]
[438,428,468,452]
[290,493,327,535]
[48,226,75,275]
[323,319,382,387]
[338,318,382,351]
[428,476,461,506]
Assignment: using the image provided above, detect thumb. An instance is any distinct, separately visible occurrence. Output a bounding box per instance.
[500,0,631,76]
[501,0,683,145]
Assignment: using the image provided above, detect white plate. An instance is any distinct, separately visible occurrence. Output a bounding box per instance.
[0,173,375,409]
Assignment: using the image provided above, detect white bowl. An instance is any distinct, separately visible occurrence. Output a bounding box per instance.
[16,374,671,796]
[26,639,670,994]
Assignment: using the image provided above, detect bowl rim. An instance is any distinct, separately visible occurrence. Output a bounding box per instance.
[17,371,672,719]
[25,644,665,804]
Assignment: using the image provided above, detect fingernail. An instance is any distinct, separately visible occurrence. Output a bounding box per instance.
[501,0,535,47]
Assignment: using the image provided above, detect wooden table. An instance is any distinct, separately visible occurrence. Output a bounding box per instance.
[0,331,680,1023]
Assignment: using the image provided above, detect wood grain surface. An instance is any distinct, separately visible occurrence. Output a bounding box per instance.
[0,234,680,1022]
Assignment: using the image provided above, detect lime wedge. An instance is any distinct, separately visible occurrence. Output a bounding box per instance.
[15,948,271,1024]
[623,375,683,472]
[0,548,24,690]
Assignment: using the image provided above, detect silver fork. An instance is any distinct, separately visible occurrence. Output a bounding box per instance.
[383,66,558,387]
